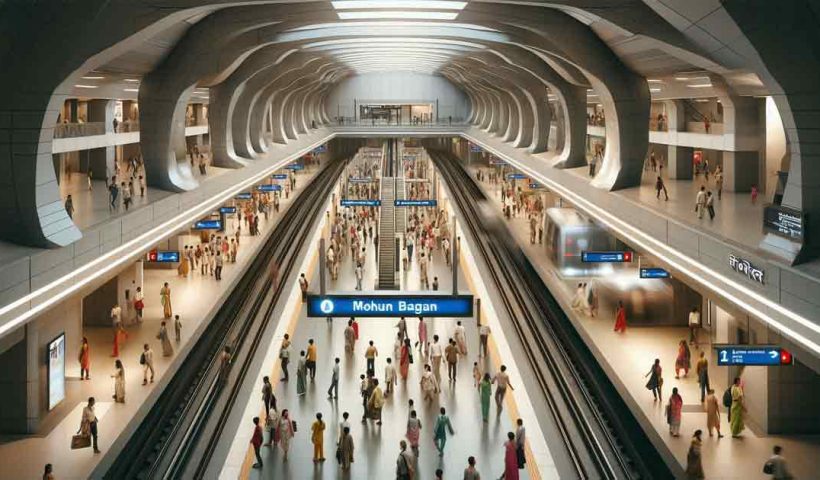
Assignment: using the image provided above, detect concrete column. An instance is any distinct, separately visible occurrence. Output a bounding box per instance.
[88,146,115,180]
[87,99,114,132]
[667,145,694,180]
[209,83,249,168]
[723,151,760,192]
[552,85,588,169]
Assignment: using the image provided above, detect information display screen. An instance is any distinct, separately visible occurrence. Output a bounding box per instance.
[235,192,252,200]
[395,199,437,207]
[271,174,289,180]
[507,173,528,180]
[640,267,670,279]
[193,219,222,230]
[147,250,180,263]
[582,251,633,263]
[285,163,304,170]
[219,206,237,214]
[715,346,793,366]
[47,334,65,410]
[307,295,474,318]
[341,199,381,207]
[257,184,282,192]
[763,205,804,241]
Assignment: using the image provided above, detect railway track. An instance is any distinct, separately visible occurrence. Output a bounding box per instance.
[105,157,347,480]
[429,148,672,480]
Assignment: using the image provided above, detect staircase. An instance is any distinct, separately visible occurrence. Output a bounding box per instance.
[377,177,398,289]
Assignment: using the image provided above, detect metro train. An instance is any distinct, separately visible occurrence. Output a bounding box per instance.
[544,207,617,276]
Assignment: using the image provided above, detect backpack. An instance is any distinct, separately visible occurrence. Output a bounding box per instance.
[723,387,732,408]
[139,352,146,365]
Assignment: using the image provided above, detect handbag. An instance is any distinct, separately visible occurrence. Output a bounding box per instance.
[517,445,526,468]
[71,434,91,449]
[335,446,342,464]
[134,300,144,310]
[762,460,774,475]
[291,420,297,433]
[408,353,414,364]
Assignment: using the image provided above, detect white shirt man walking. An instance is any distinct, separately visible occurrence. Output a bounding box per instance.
[141,344,155,385]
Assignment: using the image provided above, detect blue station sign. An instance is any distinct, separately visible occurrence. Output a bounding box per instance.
[313,144,327,153]
[507,173,528,180]
[235,192,252,200]
[147,251,180,263]
[395,199,437,207]
[582,251,633,263]
[285,163,304,170]
[716,346,793,366]
[257,184,282,192]
[193,219,222,230]
[640,267,670,279]
[307,295,474,318]
[271,174,289,180]
[489,156,506,165]
[219,206,237,214]
[469,143,482,153]
[341,199,381,207]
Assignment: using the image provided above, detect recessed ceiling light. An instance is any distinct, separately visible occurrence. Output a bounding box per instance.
[688,83,713,88]
[124,88,139,92]
[674,77,690,81]
[74,85,98,89]
[647,79,664,83]
[332,1,467,9]
[338,11,459,20]
[649,88,661,92]
[124,79,140,83]
[81,76,104,80]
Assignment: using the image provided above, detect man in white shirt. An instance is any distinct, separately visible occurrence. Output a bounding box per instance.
[327,357,340,399]
[766,445,793,480]
[111,304,122,333]
[355,264,363,290]
[695,186,707,219]
[141,343,155,385]
[479,324,491,358]
[429,335,443,382]
[385,357,397,395]
[81,397,100,453]
[688,307,701,346]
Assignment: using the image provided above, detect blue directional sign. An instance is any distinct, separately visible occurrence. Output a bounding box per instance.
[235,192,252,200]
[640,267,670,279]
[582,251,633,263]
[285,163,304,170]
[715,346,793,366]
[349,177,373,183]
[257,184,282,192]
[489,157,506,165]
[395,199,437,207]
[219,206,237,214]
[148,251,180,263]
[314,144,327,153]
[507,173,528,180]
[271,174,289,180]
[528,183,544,190]
[469,143,482,153]
[193,219,222,230]
[307,295,474,318]
[341,199,381,207]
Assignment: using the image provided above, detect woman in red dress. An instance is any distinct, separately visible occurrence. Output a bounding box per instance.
[399,339,411,379]
[613,301,627,333]
[502,431,520,479]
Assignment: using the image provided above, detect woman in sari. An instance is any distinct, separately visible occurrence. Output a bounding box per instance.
[480,373,492,422]
[296,350,307,396]
[78,337,91,380]
[112,324,127,357]
[667,387,683,437]
[405,410,422,457]
[730,377,745,437]
[502,431,520,480]
[277,409,295,461]
[160,282,172,319]
[111,359,125,403]
[399,338,411,380]
[675,340,691,378]
[177,251,190,277]
[157,321,174,356]
[338,426,354,470]
[613,301,627,332]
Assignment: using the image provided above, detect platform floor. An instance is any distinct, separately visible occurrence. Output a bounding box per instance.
[0,164,320,480]
[469,161,820,479]
[245,222,531,480]
[58,154,230,231]
[564,162,767,254]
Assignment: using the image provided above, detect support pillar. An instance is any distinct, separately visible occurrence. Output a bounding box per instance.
[667,145,694,180]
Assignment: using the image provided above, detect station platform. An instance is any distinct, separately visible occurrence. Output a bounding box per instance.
[0,163,320,480]
[220,156,555,479]
[466,160,820,479]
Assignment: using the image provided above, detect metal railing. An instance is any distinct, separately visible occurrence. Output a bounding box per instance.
[53,122,106,138]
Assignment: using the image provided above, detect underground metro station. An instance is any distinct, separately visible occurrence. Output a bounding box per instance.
[1,1,819,479]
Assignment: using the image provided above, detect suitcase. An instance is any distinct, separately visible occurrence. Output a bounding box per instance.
[71,434,91,449]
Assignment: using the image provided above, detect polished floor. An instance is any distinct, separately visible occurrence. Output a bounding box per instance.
[0,165,319,480]
[469,161,820,479]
